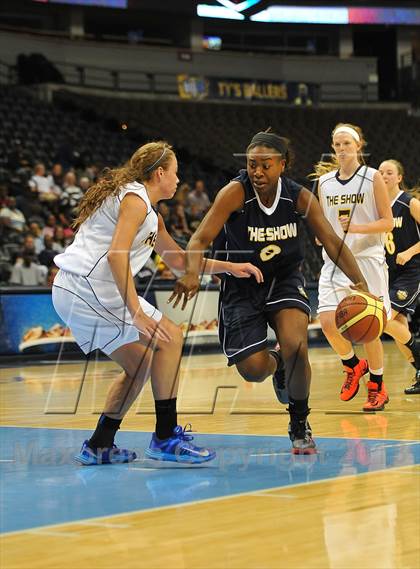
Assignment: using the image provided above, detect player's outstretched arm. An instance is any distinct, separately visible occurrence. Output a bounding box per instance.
[168,181,245,309]
[297,187,369,292]
[155,212,263,284]
[396,196,420,265]
[409,196,420,224]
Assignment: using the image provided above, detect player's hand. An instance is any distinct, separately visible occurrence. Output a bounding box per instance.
[132,309,172,342]
[228,262,264,283]
[350,281,370,294]
[168,273,200,310]
[396,251,410,266]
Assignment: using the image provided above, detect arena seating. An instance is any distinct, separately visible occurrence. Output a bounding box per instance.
[3,84,419,286]
[53,90,420,187]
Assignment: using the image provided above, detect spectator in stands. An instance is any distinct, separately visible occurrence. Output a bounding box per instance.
[9,253,45,286]
[29,163,61,202]
[57,213,75,241]
[19,185,46,223]
[39,235,60,268]
[10,235,37,268]
[0,196,26,233]
[174,182,191,206]
[158,202,171,225]
[169,203,192,246]
[61,171,83,212]
[81,162,99,182]
[51,163,64,188]
[53,226,67,252]
[79,176,92,193]
[42,214,57,238]
[186,180,210,214]
[186,203,203,232]
[28,222,44,255]
[20,235,37,259]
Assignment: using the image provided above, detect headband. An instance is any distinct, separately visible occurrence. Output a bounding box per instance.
[333,126,360,142]
[144,147,167,173]
[249,132,288,156]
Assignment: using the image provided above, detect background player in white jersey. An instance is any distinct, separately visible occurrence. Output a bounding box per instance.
[52,141,262,465]
[313,123,393,412]
[378,159,420,394]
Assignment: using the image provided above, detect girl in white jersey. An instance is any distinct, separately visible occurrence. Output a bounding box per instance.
[314,123,393,412]
[52,141,262,465]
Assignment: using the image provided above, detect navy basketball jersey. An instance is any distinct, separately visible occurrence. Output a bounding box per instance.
[214,170,303,280]
[386,191,420,276]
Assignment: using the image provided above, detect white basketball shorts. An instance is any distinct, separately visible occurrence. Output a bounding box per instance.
[52,269,162,355]
[317,257,391,319]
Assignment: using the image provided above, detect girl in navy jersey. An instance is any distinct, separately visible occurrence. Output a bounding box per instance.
[170,130,368,454]
[379,159,420,395]
[52,141,261,465]
[313,123,393,412]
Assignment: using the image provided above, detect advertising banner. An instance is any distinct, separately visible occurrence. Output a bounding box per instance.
[0,289,154,356]
[0,292,77,356]
[177,75,315,104]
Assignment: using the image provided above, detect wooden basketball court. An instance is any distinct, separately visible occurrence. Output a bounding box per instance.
[1,342,419,569]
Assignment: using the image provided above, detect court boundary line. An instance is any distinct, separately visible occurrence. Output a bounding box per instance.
[0,424,419,443]
[1,463,419,538]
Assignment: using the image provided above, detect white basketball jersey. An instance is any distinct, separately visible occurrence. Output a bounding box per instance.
[318,165,385,263]
[54,182,158,281]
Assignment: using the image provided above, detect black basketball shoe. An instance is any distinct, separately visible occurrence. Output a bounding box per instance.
[288,417,316,455]
[404,369,420,395]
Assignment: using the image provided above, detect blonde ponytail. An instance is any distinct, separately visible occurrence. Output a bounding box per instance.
[73,141,174,229]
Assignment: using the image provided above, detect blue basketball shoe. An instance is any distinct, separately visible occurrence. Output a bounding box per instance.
[74,440,137,465]
[145,424,216,464]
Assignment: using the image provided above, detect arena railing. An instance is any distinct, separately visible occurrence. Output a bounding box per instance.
[0,57,377,103]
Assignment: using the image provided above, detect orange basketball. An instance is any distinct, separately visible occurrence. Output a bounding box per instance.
[335,292,387,344]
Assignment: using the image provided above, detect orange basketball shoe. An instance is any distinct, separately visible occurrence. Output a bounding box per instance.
[340,359,369,401]
[363,381,389,412]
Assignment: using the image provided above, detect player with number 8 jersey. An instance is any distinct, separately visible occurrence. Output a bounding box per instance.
[379,159,420,395]
[170,130,368,454]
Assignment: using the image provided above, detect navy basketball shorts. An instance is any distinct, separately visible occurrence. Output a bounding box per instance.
[389,271,420,316]
[218,270,311,366]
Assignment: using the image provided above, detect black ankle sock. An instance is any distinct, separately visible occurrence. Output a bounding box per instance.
[405,335,420,369]
[155,398,177,440]
[89,414,122,449]
[288,396,310,421]
[369,373,383,389]
[341,354,359,369]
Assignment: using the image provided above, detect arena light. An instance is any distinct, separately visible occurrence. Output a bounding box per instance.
[216,0,262,11]
[251,6,348,24]
[250,5,420,25]
[349,7,420,25]
[197,5,245,19]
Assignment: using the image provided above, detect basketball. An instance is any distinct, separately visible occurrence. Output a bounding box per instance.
[335,292,387,344]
